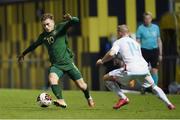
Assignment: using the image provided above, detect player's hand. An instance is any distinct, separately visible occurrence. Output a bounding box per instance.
[63,13,72,21]
[17,54,24,63]
[96,59,103,66]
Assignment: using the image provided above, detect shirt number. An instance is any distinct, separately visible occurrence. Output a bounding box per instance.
[47,36,54,45]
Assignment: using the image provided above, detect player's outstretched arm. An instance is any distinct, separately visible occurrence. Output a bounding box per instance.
[17,38,43,63]
[56,13,79,33]
[96,59,103,66]
[63,13,72,21]
[63,13,79,29]
[17,54,24,63]
[96,50,116,66]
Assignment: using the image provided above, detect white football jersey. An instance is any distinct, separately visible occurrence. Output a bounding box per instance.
[111,36,149,75]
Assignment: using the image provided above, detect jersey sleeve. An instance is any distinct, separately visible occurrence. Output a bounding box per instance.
[64,17,79,30]
[56,17,79,33]
[22,35,43,56]
[156,25,160,38]
[136,26,142,39]
[111,41,120,55]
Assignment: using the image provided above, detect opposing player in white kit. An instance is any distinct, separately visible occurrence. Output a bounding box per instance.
[96,25,175,110]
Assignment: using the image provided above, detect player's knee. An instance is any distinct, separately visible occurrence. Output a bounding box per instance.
[103,74,109,81]
[103,74,116,81]
[150,84,158,92]
[151,68,158,74]
[49,73,59,85]
[49,77,58,85]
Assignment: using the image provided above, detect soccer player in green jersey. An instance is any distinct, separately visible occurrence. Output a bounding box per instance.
[18,13,95,108]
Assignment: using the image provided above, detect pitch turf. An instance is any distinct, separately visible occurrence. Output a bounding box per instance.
[0,89,179,119]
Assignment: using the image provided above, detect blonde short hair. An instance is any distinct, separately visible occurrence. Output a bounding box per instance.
[117,24,129,33]
[143,11,152,18]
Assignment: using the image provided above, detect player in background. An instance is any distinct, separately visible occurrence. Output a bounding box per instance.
[18,13,95,108]
[96,25,175,110]
[136,12,162,87]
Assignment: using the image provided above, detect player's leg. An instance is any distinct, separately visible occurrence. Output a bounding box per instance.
[74,78,95,107]
[151,68,158,85]
[104,69,129,109]
[48,66,67,108]
[150,49,159,85]
[104,74,127,100]
[144,74,175,110]
[141,48,151,94]
[67,64,95,107]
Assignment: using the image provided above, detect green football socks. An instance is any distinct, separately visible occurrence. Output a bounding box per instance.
[51,85,63,99]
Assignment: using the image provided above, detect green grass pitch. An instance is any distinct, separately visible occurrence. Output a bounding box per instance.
[0,89,179,119]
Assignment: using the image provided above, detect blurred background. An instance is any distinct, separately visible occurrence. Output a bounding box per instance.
[0,0,179,92]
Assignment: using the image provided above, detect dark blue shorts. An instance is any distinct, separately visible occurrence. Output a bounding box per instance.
[141,48,159,68]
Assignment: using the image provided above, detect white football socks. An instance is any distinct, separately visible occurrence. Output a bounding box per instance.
[152,85,172,105]
[105,81,127,99]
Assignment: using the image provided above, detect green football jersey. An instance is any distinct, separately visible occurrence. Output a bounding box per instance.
[22,17,79,66]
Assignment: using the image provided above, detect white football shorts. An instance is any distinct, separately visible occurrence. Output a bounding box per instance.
[108,68,155,88]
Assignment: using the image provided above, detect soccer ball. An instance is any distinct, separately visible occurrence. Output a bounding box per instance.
[37,92,52,107]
